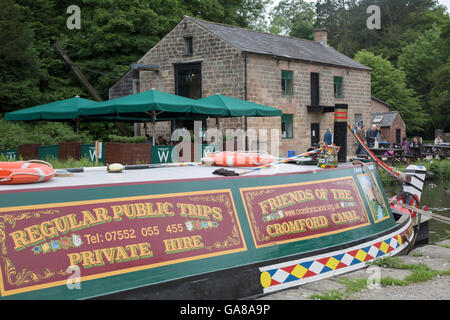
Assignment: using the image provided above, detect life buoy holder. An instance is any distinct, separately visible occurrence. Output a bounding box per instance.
[0,160,56,185]
[207,151,276,167]
[389,192,420,219]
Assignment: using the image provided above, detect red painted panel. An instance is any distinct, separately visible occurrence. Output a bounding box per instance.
[0,189,246,297]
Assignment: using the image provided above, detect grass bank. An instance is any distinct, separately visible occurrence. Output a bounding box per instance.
[0,154,101,169]
[378,159,450,185]
[310,256,450,300]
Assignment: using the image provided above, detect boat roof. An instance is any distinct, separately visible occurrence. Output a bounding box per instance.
[0,163,356,193]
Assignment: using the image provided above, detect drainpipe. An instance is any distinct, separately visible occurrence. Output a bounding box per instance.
[244,52,248,151]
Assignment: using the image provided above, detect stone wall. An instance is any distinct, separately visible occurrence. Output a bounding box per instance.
[137,17,246,145]
[125,16,374,159]
[245,53,373,157]
[109,69,136,100]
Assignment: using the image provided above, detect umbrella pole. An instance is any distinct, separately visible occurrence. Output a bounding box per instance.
[76,119,80,135]
[152,110,156,146]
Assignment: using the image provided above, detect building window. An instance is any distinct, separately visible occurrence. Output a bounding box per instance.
[282,114,293,139]
[174,62,202,99]
[354,114,362,126]
[184,37,193,55]
[281,70,293,95]
[310,72,320,106]
[334,76,343,98]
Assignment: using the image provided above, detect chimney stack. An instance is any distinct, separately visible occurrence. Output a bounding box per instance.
[314,29,328,45]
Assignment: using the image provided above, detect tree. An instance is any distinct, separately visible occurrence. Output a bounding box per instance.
[268,0,316,39]
[428,58,450,131]
[354,50,428,134]
[425,19,450,132]
[315,0,448,63]
[0,0,41,112]
[397,25,446,97]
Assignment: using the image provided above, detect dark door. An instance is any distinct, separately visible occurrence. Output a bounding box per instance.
[174,62,202,99]
[310,73,320,106]
[311,123,320,147]
[396,128,401,145]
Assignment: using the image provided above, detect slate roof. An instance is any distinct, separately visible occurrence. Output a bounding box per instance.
[371,96,392,109]
[370,111,400,127]
[186,16,371,71]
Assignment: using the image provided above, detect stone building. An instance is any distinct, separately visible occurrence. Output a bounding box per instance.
[371,111,407,145]
[110,16,391,158]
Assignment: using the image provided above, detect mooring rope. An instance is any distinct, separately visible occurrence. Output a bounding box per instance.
[389,199,450,225]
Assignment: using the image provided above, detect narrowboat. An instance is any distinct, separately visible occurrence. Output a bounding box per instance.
[0,156,420,299]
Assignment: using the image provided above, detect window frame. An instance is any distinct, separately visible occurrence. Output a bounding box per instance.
[281,70,294,96]
[334,76,343,99]
[184,37,193,56]
[281,114,294,139]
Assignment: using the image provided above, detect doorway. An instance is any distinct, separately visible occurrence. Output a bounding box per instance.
[311,123,320,147]
[174,62,202,99]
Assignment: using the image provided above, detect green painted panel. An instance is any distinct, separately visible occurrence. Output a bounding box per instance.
[0,165,396,299]
[38,145,59,161]
[151,145,174,164]
[0,149,18,161]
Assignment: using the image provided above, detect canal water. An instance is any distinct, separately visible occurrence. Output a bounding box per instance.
[385,180,450,244]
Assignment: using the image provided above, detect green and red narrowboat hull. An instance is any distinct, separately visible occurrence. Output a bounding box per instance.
[0,163,413,299]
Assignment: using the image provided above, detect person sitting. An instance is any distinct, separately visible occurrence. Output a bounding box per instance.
[399,137,411,155]
[411,136,422,147]
[157,136,168,145]
[411,136,422,158]
[434,135,443,145]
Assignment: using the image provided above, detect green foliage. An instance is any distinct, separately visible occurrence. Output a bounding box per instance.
[312,0,449,137]
[379,159,450,186]
[310,289,344,300]
[370,256,450,285]
[42,156,100,169]
[0,118,92,150]
[397,23,450,134]
[0,0,270,114]
[268,0,316,39]
[398,25,446,97]
[354,50,428,134]
[106,134,147,144]
[428,55,450,132]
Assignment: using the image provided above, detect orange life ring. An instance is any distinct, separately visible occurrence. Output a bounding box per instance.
[207,152,276,167]
[0,160,56,185]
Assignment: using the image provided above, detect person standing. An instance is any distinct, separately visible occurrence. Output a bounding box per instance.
[366,124,377,148]
[324,127,333,145]
[355,124,365,155]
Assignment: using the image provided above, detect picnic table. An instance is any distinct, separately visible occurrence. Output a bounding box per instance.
[422,144,450,159]
[368,148,404,164]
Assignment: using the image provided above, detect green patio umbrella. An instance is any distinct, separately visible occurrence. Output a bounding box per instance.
[78,90,228,117]
[4,96,99,121]
[78,89,229,145]
[197,94,282,117]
